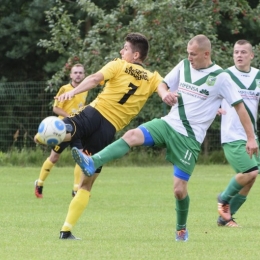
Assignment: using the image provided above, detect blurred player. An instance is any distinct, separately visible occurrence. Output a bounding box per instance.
[35,63,87,198]
[217,40,260,227]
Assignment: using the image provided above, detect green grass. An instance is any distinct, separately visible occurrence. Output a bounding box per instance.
[1,165,260,259]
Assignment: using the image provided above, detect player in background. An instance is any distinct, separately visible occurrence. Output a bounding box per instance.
[35,63,87,198]
[35,32,164,239]
[216,40,260,227]
[71,35,258,241]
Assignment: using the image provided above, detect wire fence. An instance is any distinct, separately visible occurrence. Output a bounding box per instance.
[0,82,222,154]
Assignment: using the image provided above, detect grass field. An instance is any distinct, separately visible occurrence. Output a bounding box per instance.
[1,165,260,260]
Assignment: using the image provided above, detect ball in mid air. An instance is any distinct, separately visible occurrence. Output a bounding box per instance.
[37,116,66,146]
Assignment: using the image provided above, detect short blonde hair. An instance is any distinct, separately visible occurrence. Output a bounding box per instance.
[234,40,253,52]
[71,63,84,71]
[188,35,211,51]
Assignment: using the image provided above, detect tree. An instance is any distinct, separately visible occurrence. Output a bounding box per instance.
[1,0,257,155]
[0,0,118,83]
[36,0,260,155]
[0,0,61,82]
[39,0,260,85]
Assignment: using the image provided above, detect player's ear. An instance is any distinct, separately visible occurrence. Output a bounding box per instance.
[134,51,140,61]
[204,51,210,59]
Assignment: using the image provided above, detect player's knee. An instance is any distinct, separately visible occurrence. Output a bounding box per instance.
[244,167,258,177]
[80,175,94,190]
[249,169,258,180]
[173,180,188,200]
[173,186,186,200]
[241,169,258,186]
[49,153,60,163]
[122,128,144,146]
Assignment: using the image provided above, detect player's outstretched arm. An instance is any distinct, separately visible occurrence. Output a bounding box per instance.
[55,72,104,102]
[158,82,179,106]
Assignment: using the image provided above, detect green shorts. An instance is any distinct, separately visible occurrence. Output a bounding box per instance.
[141,118,201,175]
[223,140,260,173]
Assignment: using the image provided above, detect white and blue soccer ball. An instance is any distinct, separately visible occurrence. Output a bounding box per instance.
[37,116,66,146]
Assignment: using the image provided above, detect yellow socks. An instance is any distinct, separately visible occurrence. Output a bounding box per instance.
[61,189,90,232]
[37,158,54,186]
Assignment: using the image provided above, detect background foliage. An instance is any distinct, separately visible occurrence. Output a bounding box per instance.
[38,0,260,88]
[0,0,260,156]
[1,0,259,84]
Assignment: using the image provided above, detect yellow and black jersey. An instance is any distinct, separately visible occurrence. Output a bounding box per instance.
[89,58,163,131]
[53,83,88,119]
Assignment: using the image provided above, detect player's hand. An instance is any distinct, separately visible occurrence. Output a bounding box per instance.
[55,90,75,102]
[246,138,259,158]
[217,108,226,116]
[162,91,179,106]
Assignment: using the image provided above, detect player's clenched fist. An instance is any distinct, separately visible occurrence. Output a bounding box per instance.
[162,91,179,106]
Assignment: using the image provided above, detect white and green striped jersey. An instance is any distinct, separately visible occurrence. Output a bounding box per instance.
[161,59,243,144]
[221,66,260,143]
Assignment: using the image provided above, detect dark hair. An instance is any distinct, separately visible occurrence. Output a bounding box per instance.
[125,33,149,61]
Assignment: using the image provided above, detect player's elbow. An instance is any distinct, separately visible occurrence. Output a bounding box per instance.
[91,72,104,86]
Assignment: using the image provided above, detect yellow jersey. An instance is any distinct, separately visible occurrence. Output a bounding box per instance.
[90,59,163,131]
[53,83,88,119]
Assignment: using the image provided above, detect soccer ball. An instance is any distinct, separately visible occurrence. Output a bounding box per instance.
[37,116,66,146]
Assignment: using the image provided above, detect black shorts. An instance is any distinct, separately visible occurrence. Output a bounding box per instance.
[53,106,116,172]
